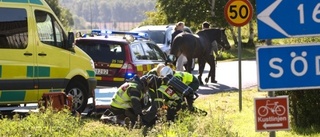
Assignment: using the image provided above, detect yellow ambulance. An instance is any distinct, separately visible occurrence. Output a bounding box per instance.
[0,0,96,113]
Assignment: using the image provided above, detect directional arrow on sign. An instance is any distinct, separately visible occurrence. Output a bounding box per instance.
[257,0,289,38]
[257,0,320,39]
[263,123,283,129]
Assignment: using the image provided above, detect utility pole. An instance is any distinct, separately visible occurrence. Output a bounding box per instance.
[90,0,92,30]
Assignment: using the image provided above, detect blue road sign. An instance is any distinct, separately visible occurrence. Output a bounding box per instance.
[257,44,320,91]
[257,0,320,39]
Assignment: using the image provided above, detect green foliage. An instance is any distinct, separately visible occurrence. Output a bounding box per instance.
[2,89,320,136]
[45,0,74,30]
[0,109,142,136]
[0,109,81,136]
[141,10,168,26]
[276,90,320,129]
[270,37,320,45]
[154,0,255,31]
[215,46,256,61]
[154,0,215,31]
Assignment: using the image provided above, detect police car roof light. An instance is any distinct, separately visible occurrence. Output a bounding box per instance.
[107,30,149,40]
[91,29,110,36]
[89,30,149,40]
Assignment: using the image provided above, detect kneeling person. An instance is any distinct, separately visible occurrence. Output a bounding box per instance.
[104,75,148,128]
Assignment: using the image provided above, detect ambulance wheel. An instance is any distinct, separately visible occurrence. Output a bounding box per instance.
[66,81,88,113]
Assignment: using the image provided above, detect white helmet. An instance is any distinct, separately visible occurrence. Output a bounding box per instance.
[156,63,165,76]
[160,66,173,77]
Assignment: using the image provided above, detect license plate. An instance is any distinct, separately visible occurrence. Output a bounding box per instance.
[95,68,109,75]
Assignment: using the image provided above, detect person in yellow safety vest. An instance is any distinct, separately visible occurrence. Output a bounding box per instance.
[160,66,200,93]
[104,75,149,128]
[159,66,200,112]
[141,74,184,127]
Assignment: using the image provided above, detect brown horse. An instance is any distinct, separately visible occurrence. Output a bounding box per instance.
[170,28,231,85]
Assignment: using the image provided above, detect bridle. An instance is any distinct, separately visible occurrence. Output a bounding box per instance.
[218,29,227,48]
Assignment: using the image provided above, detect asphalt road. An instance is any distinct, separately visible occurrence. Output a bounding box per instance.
[192,60,258,95]
[94,60,258,106]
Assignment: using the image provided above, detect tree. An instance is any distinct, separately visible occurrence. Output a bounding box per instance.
[157,0,212,31]
[45,0,74,30]
[154,0,257,47]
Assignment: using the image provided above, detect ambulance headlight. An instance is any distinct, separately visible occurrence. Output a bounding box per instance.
[90,59,95,69]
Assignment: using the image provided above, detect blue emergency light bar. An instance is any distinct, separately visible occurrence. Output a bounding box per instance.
[91,29,109,36]
[90,29,149,40]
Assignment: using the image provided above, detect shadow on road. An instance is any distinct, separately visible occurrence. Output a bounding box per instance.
[197,83,238,95]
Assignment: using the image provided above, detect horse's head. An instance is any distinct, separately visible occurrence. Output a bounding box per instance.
[218,28,231,50]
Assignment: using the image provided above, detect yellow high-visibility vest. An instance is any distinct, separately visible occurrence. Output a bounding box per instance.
[111,82,142,109]
[174,71,193,85]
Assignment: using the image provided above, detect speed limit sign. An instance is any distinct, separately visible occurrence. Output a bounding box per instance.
[224,0,253,27]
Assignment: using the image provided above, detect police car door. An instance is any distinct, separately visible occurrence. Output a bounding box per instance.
[140,41,166,74]
[34,9,69,92]
[143,42,166,63]
[0,7,38,103]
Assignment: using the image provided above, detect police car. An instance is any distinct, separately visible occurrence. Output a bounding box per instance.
[75,30,173,87]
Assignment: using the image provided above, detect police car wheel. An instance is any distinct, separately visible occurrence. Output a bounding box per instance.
[66,81,88,113]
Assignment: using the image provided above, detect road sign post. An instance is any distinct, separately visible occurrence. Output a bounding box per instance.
[265,39,276,137]
[224,0,253,112]
[254,96,290,132]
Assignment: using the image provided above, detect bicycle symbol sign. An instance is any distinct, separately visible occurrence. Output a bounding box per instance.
[258,100,286,117]
[254,96,290,132]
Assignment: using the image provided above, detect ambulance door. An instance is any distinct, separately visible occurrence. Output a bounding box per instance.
[0,7,37,103]
[33,9,70,94]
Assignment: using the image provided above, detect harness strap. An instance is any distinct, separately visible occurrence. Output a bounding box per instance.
[130,96,140,101]
[154,98,163,102]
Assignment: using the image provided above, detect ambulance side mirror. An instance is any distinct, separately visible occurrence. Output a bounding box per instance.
[67,32,75,50]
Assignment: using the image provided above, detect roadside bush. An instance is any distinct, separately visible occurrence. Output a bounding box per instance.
[277,90,320,128]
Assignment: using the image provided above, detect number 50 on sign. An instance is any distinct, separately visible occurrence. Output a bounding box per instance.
[224,0,253,27]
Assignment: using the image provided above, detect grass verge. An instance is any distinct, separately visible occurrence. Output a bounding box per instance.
[0,88,319,136]
[217,46,256,61]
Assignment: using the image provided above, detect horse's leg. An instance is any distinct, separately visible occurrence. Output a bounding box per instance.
[186,56,193,73]
[175,54,185,71]
[197,57,206,85]
[205,54,217,83]
[205,69,211,84]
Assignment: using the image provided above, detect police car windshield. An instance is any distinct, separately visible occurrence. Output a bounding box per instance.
[76,40,125,63]
[139,30,165,44]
